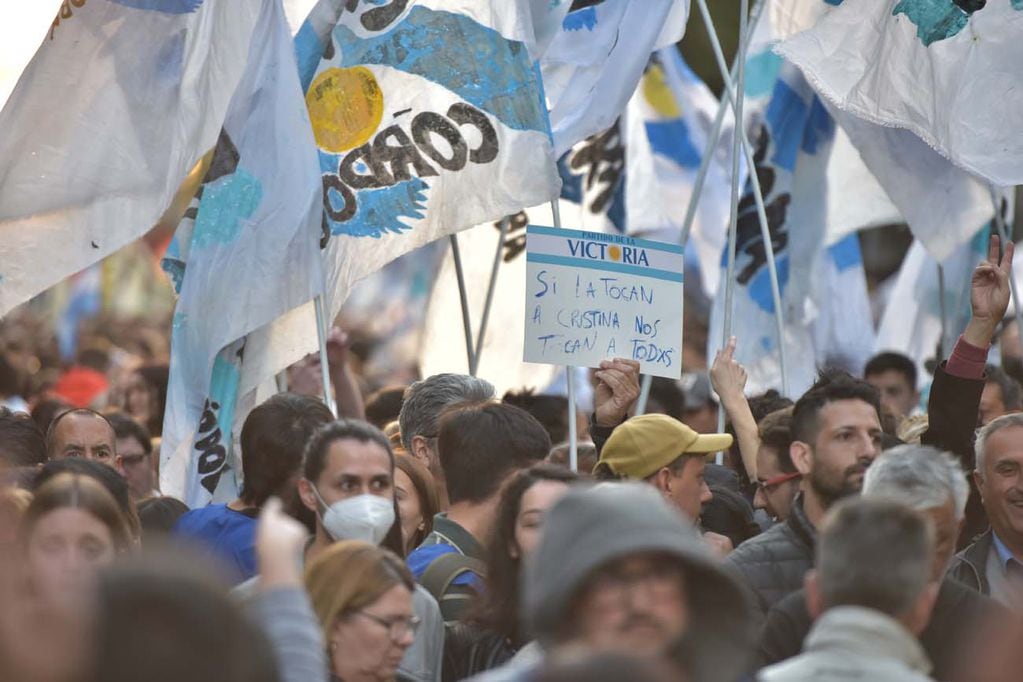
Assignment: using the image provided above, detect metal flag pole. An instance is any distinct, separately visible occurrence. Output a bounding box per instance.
[549,199,578,471]
[717,0,749,457]
[676,0,766,251]
[449,234,478,374]
[471,218,511,375]
[695,0,788,397]
[636,0,768,417]
[936,264,947,362]
[314,294,338,417]
[990,186,1023,345]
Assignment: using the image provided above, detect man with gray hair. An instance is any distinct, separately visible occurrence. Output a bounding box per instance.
[759,445,1001,680]
[949,412,1023,606]
[759,498,940,682]
[398,373,494,507]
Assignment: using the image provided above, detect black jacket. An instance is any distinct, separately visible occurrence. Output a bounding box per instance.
[757,577,1001,681]
[724,493,816,620]
[920,363,987,547]
[442,622,516,682]
[725,363,982,621]
[947,529,994,596]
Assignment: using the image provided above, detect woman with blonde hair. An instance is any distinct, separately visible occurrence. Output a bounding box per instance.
[306,540,419,682]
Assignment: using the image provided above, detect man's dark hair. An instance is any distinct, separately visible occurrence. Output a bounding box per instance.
[33,457,140,540]
[45,408,114,457]
[502,389,570,444]
[646,377,686,419]
[438,402,551,504]
[701,486,761,549]
[300,418,405,557]
[0,406,46,466]
[0,352,20,397]
[239,393,333,508]
[864,352,917,390]
[135,364,169,437]
[106,412,152,455]
[137,496,189,539]
[791,370,881,445]
[747,390,794,423]
[985,364,1023,410]
[758,407,796,473]
[364,385,407,429]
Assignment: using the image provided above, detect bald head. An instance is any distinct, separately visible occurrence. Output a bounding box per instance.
[46,409,116,466]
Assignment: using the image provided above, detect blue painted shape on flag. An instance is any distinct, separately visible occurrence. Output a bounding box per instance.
[563,7,598,31]
[829,234,862,272]
[332,6,547,133]
[109,0,204,13]
[801,97,836,156]
[764,79,810,172]
[892,0,970,46]
[191,170,263,248]
[646,119,701,169]
[607,177,626,233]
[748,253,791,313]
[294,22,327,93]
[328,178,430,238]
[744,50,783,98]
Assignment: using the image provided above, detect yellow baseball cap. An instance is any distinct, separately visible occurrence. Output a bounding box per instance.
[594,414,733,480]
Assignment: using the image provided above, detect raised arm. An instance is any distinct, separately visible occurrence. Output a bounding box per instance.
[710,336,759,481]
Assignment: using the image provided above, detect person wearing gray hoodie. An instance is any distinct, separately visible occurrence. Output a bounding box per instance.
[471,482,754,682]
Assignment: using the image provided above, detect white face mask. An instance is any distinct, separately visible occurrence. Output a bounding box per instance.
[311,487,395,546]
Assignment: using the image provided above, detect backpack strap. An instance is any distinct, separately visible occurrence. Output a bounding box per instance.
[419,551,487,602]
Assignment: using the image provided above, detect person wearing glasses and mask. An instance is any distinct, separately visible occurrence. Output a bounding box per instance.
[306,541,420,682]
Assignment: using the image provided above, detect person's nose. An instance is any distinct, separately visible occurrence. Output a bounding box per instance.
[699,480,712,505]
[753,486,767,510]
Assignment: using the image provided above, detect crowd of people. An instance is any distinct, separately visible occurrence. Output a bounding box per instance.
[1,237,1022,682]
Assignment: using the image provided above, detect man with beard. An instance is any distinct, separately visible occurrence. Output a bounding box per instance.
[725,372,883,619]
[726,235,1015,620]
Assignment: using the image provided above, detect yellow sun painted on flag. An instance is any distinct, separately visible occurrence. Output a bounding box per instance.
[306,66,384,153]
[608,245,622,261]
[642,63,682,118]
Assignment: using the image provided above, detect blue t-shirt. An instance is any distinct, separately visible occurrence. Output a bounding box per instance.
[174,503,257,582]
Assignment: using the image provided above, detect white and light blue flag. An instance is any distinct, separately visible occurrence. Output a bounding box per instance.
[232,0,564,428]
[0,0,262,316]
[542,0,690,157]
[160,0,323,507]
[777,0,1010,260]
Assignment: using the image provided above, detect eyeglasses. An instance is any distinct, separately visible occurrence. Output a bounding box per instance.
[756,471,802,492]
[354,611,421,640]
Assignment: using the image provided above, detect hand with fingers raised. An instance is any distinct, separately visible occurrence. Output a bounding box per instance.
[593,358,641,427]
[965,234,1015,348]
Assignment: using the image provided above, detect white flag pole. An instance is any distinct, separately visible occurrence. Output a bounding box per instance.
[695,0,788,397]
[471,217,511,375]
[717,0,749,460]
[314,294,338,417]
[449,234,478,375]
[549,199,578,471]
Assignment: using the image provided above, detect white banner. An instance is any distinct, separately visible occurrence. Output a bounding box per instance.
[0,0,262,316]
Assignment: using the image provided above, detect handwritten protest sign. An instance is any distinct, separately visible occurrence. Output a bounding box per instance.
[523,225,684,378]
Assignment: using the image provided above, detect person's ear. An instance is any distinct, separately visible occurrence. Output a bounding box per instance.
[790,441,813,476]
[804,570,824,620]
[410,435,431,465]
[508,540,520,560]
[905,582,940,636]
[973,469,986,502]
[652,467,673,495]
[297,478,319,513]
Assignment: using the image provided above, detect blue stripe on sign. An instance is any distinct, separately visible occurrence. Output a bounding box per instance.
[527,225,684,255]
[527,253,683,283]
